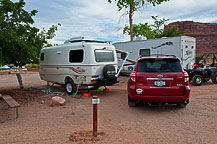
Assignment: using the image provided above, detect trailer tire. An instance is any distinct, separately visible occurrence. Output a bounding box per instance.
[211,73,217,84]
[192,74,204,86]
[65,78,76,94]
[103,64,116,81]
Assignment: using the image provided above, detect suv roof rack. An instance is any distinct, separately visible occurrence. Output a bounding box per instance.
[140,54,176,58]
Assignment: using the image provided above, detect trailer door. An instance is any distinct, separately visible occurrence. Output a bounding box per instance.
[182,44,194,69]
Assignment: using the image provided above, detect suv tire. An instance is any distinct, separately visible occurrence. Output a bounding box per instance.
[65,79,76,94]
[192,74,204,86]
[211,73,217,84]
[128,96,136,107]
[177,102,187,108]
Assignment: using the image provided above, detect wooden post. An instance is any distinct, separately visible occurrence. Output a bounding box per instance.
[92,95,99,136]
[16,73,24,89]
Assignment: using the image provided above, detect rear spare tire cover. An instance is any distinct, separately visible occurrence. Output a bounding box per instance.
[103,64,116,80]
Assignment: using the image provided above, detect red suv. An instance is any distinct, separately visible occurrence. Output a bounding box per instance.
[128,55,190,108]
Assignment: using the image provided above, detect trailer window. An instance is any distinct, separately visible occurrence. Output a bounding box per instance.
[140,49,150,56]
[69,50,84,63]
[95,49,114,62]
[40,53,44,61]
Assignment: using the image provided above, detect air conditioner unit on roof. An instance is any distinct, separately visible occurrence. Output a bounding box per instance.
[70,36,93,41]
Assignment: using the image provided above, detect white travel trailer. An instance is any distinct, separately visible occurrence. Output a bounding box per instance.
[114,36,196,71]
[39,37,118,94]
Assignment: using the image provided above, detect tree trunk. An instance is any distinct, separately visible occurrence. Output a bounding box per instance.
[129,4,133,41]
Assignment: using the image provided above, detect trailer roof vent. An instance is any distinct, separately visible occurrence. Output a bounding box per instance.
[70,36,93,41]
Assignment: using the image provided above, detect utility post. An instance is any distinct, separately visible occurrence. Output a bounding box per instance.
[92,95,100,136]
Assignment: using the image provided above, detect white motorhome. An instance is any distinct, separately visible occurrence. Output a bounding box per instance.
[114,36,196,71]
[39,37,118,94]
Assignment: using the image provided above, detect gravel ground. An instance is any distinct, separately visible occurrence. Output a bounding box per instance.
[0,72,217,144]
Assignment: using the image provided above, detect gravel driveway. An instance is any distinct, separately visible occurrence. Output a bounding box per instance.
[0,72,216,144]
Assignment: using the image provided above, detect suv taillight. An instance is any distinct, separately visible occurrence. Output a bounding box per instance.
[184,71,189,84]
[130,71,136,82]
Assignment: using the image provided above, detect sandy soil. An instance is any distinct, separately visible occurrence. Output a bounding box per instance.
[0,72,217,144]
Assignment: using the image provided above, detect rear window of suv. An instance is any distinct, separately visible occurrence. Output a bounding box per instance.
[137,58,182,73]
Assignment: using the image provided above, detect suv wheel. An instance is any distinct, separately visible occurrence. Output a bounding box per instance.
[128,96,136,107]
[177,102,187,108]
[192,74,203,86]
[211,73,217,84]
[65,79,76,94]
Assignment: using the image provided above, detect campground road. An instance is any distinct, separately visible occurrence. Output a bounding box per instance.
[0,72,217,144]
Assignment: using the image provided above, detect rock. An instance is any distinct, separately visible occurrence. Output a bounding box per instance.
[50,96,66,106]
[39,100,45,104]
[165,21,217,55]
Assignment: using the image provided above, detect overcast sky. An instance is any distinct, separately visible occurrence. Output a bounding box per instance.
[22,0,217,44]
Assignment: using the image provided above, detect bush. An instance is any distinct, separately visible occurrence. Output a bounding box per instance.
[195,55,204,64]
[25,64,39,68]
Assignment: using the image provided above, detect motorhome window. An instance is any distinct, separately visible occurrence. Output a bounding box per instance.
[95,49,114,62]
[140,49,150,56]
[40,53,44,61]
[69,50,84,63]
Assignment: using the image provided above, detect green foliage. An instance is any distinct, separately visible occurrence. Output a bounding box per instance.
[160,26,186,38]
[123,23,155,39]
[123,16,188,40]
[108,0,170,10]
[25,63,39,68]
[0,0,60,66]
[151,16,188,38]
[108,0,170,41]
[151,16,169,37]
[195,55,204,64]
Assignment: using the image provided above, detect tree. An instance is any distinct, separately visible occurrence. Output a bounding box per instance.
[108,0,170,41]
[123,18,187,39]
[0,0,60,66]
[151,16,169,37]
[123,23,155,39]
[160,26,187,38]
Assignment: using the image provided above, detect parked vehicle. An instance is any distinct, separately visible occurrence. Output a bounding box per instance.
[186,66,217,86]
[0,65,11,70]
[127,55,190,108]
[39,36,119,94]
[114,36,196,72]
[186,52,217,86]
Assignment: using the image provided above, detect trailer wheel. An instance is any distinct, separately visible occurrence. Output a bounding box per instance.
[65,79,76,94]
[103,64,116,81]
[211,73,217,84]
[192,74,204,86]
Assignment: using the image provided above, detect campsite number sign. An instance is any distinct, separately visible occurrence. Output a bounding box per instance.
[92,98,100,104]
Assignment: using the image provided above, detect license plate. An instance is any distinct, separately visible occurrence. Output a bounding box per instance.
[154,80,166,86]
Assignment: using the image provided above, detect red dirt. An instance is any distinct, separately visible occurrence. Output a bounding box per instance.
[0,72,217,144]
